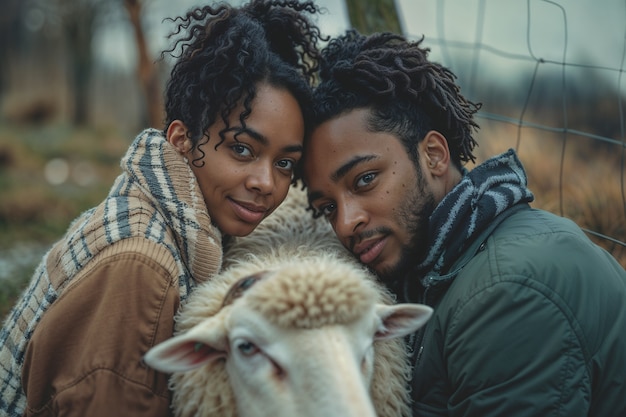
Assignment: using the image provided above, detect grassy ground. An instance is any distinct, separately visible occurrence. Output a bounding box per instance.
[0,122,624,321]
[0,124,131,319]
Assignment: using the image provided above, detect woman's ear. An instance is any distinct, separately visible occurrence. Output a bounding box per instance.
[420,130,451,176]
[167,120,192,154]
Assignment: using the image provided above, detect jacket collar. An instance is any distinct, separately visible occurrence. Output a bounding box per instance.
[401,203,529,304]
[420,202,530,289]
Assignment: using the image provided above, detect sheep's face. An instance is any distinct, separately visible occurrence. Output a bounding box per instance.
[224,298,380,417]
[144,259,433,417]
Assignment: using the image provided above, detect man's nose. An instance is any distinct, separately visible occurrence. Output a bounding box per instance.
[333,199,367,241]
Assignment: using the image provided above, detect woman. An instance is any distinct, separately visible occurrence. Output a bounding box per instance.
[0,1,323,416]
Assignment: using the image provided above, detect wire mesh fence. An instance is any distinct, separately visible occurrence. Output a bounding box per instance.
[400,0,626,266]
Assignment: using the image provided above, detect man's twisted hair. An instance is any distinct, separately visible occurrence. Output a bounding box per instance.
[308,30,480,169]
[162,0,325,174]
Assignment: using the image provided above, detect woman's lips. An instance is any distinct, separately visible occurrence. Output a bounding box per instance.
[229,198,267,224]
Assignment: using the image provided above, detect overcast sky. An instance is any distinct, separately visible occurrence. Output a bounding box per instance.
[95,0,625,91]
[399,0,625,72]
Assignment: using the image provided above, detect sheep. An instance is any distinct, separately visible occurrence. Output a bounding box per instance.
[143,185,433,417]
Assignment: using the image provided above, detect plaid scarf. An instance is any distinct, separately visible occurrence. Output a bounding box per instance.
[417,149,534,276]
[0,128,222,415]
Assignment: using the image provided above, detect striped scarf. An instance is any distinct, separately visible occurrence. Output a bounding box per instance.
[0,128,222,415]
[417,149,534,275]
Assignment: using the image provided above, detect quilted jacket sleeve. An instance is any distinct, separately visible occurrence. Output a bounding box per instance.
[442,278,589,416]
[21,239,179,417]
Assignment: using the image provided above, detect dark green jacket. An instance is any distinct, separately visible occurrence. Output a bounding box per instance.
[409,204,626,416]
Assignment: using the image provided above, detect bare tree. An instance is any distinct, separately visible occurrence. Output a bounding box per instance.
[0,0,89,124]
[0,0,25,99]
[41,0,163,127]
[345,0,403,34]
[123,0,164,129]
[60,0,103,125]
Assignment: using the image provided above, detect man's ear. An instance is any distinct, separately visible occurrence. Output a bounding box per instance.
[167,120,192,154]
[420,130,451,176]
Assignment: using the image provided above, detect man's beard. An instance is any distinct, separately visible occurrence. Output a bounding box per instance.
[376,170,436,286]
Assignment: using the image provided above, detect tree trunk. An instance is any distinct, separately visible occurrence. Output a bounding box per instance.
[0,0,23,98]
[64,5,94,126]
[124,0,164,129]
[345,0,403,35]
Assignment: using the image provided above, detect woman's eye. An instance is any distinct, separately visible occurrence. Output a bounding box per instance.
[275,159,295,171]
[356,172,376,188]
[231,143,252,158]
[236,340,260,356]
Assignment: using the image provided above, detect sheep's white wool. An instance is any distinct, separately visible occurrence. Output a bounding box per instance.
[246,258,377,329]
[167,185,414,417]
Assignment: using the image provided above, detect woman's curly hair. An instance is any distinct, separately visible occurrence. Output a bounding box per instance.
[308,29,480,170]
[161,0,325,175]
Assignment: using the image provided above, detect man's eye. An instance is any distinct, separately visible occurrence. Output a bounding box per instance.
[231,144,252,157]
[319,203,336,217]
[356,172,376,188]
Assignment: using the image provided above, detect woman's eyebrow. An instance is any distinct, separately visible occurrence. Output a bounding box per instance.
[230,127,303,153]
[230,126,268,145]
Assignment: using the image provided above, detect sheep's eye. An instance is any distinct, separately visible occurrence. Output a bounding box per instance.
[237,341,260,356]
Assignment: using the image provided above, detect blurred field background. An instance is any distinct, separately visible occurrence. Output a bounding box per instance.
[1,0,625,320]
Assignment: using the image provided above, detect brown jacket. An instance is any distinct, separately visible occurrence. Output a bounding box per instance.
[22,238,180,416]
[0,130,222,416]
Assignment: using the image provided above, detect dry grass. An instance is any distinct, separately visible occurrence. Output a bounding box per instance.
[471,120,626,268]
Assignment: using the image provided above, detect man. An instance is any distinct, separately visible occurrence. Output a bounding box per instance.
[302,30,626,416]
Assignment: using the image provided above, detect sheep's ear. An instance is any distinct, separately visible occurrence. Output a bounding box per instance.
[374,304,433,341]
[144,316,228,373]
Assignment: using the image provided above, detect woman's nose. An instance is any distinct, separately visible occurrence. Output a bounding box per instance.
[246,162,274,194]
